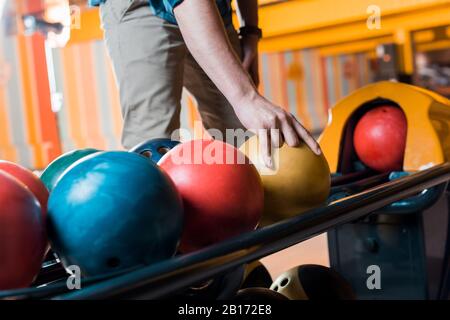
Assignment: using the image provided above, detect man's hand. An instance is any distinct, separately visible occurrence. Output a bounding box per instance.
[234,91,321,168]
[240,34,260,86]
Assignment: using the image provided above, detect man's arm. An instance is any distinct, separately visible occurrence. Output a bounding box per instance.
[174,0,321,167]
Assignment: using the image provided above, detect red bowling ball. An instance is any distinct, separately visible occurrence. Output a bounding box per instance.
[353,105,407,172]
[159,140,264,253]
[0,171,46,290]
[0,160,49,220]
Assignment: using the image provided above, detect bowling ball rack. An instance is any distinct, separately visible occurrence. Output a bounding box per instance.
[1,163,450,300]
[20,172,391,292]
[330,169,376,186]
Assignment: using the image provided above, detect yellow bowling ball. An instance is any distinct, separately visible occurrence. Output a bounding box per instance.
[270,265,356,300]
[240,137,331,225]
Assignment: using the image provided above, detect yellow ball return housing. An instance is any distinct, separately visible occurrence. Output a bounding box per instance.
[319,81,450,299]
[320,81,450,173]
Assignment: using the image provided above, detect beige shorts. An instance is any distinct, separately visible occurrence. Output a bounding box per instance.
[100,0,245,149]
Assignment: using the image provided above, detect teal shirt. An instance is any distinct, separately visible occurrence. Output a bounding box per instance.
[89,0,232,25]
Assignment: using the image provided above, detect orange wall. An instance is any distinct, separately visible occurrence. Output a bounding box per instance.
[0,0,61,169]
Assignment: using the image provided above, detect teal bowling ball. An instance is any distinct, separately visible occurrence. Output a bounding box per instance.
[41,148,100,192]
[130,138,180,163]
[47,151,184,277]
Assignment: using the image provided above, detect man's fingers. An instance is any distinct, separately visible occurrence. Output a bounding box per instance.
[270,125,283,149]
[258,129,273,169]
[292,118,322,155]
[280,116,300,147]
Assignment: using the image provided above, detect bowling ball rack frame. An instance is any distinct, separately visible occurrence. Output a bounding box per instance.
[1,163,450,300]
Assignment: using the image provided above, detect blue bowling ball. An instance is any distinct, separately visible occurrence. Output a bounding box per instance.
[47,151,184,277]
[130,138,180,163]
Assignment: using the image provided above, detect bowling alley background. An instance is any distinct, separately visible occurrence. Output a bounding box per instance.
[0,0,450,299]
[1,0,449,169]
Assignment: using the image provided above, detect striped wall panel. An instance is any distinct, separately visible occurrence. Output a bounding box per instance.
[0,0,61,170]
[51,41,123,153]
[260,50,373,136]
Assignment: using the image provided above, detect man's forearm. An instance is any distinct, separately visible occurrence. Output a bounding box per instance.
[174,0,257,108]
[174,0,321,162]
[235,0,258,27]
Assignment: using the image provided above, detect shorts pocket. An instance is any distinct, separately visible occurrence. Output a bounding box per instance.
[119,0,135,22]
[101,0,135,24]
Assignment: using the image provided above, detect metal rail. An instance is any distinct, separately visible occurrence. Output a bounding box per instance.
[330,169,376,187]
[51,162,450,300]
[0,173,387,300]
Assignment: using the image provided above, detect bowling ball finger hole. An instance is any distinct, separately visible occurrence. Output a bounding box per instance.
[280,278,289,287]
[141,151,153,159]
[273,285,279,291]
[157,147,170,156]
[106,257,121,268]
